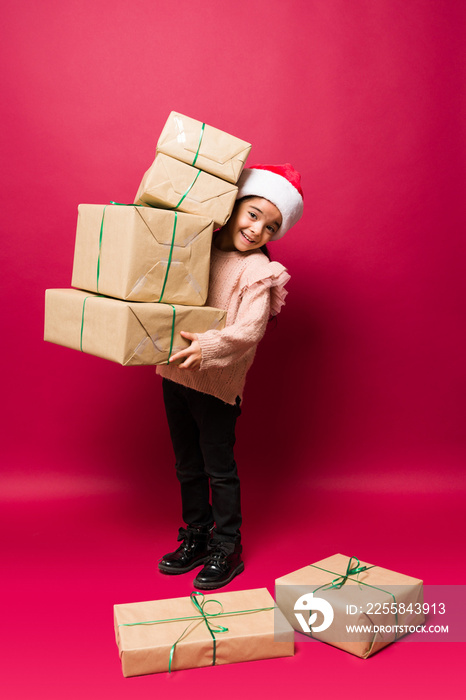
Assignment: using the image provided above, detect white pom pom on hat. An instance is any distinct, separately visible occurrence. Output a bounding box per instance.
[236,163,304,240]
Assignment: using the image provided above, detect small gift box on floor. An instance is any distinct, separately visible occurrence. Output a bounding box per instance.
[134,153,238,227]
[114,589,294,676]
[156,111,251,184]
[72,204,214,305]
[44,288,226,366]
[275,553,425,659]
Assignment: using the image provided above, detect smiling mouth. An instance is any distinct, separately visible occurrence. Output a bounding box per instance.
[241,231,256,244]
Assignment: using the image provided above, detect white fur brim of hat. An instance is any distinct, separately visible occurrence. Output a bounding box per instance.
[237,168,304,240]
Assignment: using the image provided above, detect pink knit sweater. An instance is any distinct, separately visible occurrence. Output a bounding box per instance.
[156,244,290,404]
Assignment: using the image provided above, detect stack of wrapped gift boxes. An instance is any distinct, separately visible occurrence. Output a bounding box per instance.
[44,112,252,366]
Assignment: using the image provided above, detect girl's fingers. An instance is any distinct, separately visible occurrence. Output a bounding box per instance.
[168,332,200,366]
[168,349,187,363]
[180,331,197,341]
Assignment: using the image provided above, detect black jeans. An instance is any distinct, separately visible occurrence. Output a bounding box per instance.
[162,379,242,544]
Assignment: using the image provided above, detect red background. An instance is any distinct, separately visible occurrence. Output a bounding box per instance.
[2,1,465,698]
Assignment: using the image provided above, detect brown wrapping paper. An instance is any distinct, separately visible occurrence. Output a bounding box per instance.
[44,288,226,366]
[275,553,425,658]
[156,111,251,184]
[134,153,238,227]
[71,204,213,305]
[114,588,294,676]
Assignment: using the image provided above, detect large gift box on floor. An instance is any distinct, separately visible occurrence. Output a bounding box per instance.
[275,553,425,659]
[156,111,251,184]
[44,288,226,366]
[71,204,214,305]
[134,153,238,227]
[114,588,294,676]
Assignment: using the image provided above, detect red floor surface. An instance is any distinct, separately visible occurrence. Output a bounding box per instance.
[3,463,464,700]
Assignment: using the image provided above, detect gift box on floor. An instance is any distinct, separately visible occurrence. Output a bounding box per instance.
[275,553,424,659]
[114,588,294,676]
[134,153,238,227]
[44,288,226,366]
[156,111,251,184]
[71,204,214,305]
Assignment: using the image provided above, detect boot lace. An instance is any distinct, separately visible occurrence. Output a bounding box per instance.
[206,544,233,570]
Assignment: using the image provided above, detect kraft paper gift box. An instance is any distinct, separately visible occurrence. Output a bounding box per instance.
[275,553,425,659]
[71,204,214,305]
[44,288,226,366]
[156,111,251,184]
[114,588,294,676]
[134,153,238,227]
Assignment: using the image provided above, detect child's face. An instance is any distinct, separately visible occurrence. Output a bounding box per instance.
[216,197,282,252]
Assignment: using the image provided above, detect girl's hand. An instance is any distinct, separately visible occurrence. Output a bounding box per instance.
[168,331,202,370]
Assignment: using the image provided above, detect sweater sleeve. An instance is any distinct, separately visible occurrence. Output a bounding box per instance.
[245,260,290,316]
[198,281,271,369]
[197,260,290,370]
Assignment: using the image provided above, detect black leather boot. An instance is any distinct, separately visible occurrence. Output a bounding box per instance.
[192,541,244,590]
[158,525,212,574]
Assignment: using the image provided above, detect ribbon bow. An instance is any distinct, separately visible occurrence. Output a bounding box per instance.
[325,556,373,590]
[168,591,229,672]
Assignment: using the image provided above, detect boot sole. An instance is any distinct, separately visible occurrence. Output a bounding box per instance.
[158,555,210,575]
[192,561,245,590]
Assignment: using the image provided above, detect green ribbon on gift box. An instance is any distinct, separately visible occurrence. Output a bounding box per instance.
[96,208,106,292]
[79,295,93,352]
[79,293,176,365]
[168,591,228,672]
[95,202,143,293]
[191,122,205,166]
[118,591,275,673]
[309,556,400,643]
[170,168,202,210]
[96,203,178,303]
[157,211,177,303]
[314,556,375,591]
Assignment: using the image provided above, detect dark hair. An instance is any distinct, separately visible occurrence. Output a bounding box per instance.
[236,195,255,204]
[234,197,278,322]
[261,244,271,260]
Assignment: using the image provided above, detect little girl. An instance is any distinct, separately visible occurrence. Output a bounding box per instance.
[157,164,304,590]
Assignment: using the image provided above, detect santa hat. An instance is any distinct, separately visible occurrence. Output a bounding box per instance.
[236,163,304,240]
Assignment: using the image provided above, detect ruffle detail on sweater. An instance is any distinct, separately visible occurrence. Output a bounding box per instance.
[241,260,291,316]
